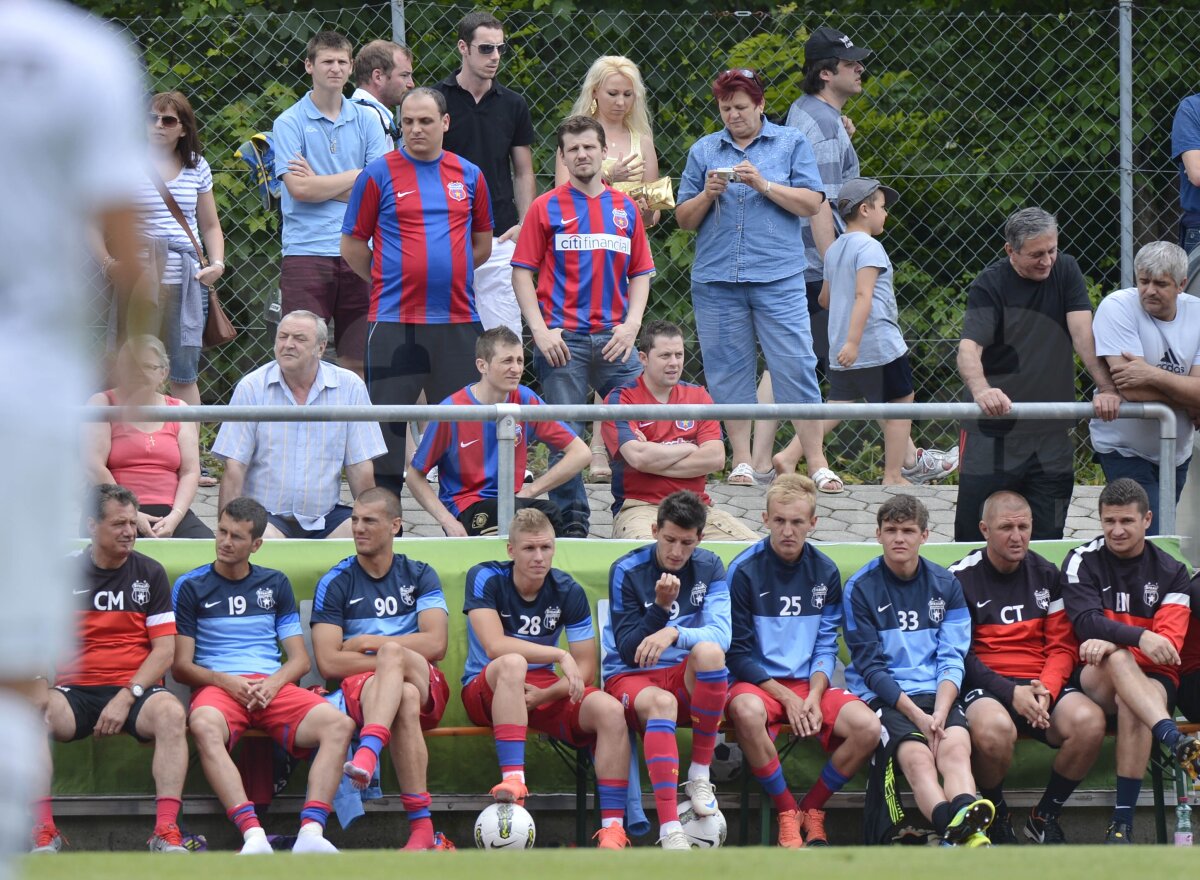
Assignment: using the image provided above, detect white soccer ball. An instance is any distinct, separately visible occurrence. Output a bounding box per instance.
[677,799,727,848]
[474,803,536,850]
[710,733,745,784]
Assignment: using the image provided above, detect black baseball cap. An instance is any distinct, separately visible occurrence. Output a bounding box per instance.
[804,26,873,63]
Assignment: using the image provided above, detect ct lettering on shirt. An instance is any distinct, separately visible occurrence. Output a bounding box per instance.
[460,561,594,684]
[410,385,576,518]
[172,564,301,675]
[57,550,176,687]
[343,148,493,324]
[311,554,448,639]
[511,184,654,332]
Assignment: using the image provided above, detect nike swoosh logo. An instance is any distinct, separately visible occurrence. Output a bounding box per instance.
[460,439,479,448]
[975,600,992,608]
[500,612,511,617]
[1102,586,1112,592]
[395,190,415,199]
[644,601,654,608]
[204,600,220,608]
[349,597,364,605]
[638,422,655,428]
[759,591,771,597]
[73,589,90,595]
[877,604,892,613]
[561,216,577,225]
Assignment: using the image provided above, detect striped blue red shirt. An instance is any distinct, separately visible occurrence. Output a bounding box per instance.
[410,384,577,518]
[510,183,654,332]
[342,147,493,324]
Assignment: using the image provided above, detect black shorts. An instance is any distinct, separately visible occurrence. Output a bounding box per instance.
[1178,671,1200,723]
[827,353,915,403]
[267,503,354,539]
[871,692,967,749]
[459,497,566,537]
[53,683,169,742]
[960,674,1084,746]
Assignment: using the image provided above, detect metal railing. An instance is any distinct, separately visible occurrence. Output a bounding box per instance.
[85,401,1179,537]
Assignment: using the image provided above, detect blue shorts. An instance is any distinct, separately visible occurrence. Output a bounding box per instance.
[828,353,914,403]
[267,503,354,539]
[161,282,207,385]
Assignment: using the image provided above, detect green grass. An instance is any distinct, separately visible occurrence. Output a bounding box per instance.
[19,848,1200,880]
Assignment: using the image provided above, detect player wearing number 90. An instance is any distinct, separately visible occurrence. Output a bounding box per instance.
[461,508,632,849]
[602,490,731,851]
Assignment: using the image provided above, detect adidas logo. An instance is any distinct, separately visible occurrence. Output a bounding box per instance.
[1158,347,1186,375]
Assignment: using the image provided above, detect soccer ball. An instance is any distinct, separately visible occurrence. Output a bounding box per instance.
[474,803,536,850]
[710,733,744,784]
[677,799,727,848]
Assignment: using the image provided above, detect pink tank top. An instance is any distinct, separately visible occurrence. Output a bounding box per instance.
[104,391,183,506]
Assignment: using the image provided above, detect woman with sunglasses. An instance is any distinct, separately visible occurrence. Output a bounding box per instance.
[676,69,843,493]
[103,91,226,409]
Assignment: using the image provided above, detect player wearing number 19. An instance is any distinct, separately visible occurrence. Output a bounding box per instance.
[172,498,355,854]
[461,508,633,849]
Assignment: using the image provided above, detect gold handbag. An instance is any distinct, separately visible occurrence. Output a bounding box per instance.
[614,176,675,212]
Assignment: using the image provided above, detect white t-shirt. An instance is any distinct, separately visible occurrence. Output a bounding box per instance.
[136,158,213,284]
[824,231,907,370]
[1089,287,1200,465]
[0,0,144,673]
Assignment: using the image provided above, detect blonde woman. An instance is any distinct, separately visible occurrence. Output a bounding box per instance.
[556,55,661,481]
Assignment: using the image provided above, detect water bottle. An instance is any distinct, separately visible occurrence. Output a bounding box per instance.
[1175,795,1193,846]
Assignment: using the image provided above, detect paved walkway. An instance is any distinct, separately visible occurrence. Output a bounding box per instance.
[189,480,1106,542]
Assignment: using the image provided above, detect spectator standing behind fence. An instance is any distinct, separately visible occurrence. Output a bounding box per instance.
[954,207,1120,543]
[1088,241,1200,535]
[558,55,664,485]
[106,91,225,408]
[350,40,413,151]
[435,11,535,338]
[212,310,386,539]
[273,31,386,378]
[676,69,841,494]
[341,87,492,499]
[1171,94,1200,253]
[514,115,653,539]
[85,335,212,539]
[817,178,957,486]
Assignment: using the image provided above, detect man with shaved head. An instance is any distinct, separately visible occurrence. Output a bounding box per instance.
[950,491,1105,844]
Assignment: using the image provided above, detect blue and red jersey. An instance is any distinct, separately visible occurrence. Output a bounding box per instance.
[602,377,722,512]
[410,384,577,518]
[511,183,654,333]
[342,147,493,325]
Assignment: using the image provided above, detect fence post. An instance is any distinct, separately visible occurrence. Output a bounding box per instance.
[390,0,405,47]
[1118,0,1134,288]
[495,403,520,537]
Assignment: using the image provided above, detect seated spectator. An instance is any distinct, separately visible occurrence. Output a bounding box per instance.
[212,310,386,539]
[1089,241,1200,534]
[85,335,212,538]
[602,320,757,541]
[407,327,591,537]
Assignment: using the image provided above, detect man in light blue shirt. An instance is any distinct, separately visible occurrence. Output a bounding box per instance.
[273,31,387,377]
[213,310,387,539]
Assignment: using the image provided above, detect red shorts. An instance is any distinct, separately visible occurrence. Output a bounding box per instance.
[341,663,449,731]
[605,659,693,730]
[726,679,861,752]
[190,676,328,757]
[279,255,368,362]
[461,666,599,748]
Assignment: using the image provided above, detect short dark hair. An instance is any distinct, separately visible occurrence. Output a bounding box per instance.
[877,494,929,531]
[306,30,352,62]
[637,319,683,354]
[712,69,764,106]
[476,326,522,362]
[353,39,411,86]
[151,91,202,169]
[399,85,447,116]
[90,484,138,522]
[457,11,503,45]
[220,497,268,539]
[356,486,402,520]
[801,57,840,95]
[657,490,708,534]
[556,115,606,153]
[1099,478,1149,516]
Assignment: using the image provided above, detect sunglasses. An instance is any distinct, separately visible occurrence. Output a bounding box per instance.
[148,113,181,128]
[724,68,761,83]
[473,42,507,56]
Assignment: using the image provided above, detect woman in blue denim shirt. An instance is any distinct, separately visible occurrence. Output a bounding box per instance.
[676,69,843,493]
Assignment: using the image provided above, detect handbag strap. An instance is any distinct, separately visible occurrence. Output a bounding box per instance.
[147,164,207,266]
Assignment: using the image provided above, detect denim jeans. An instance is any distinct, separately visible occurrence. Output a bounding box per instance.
[1094,450,1191,537]
[533,329,642,534]
[1181,225,1200,255]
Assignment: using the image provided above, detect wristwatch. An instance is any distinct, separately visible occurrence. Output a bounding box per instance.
[129,682,145,699]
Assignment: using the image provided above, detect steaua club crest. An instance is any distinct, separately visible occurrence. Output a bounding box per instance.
[131,579,150,606]
[690,581,708,606]
[1144,582,1159,606]
[927,597,945,624]
[544,606,561,630]
[400,584,416,606]
[811,583,827,609]
[611,208,629,230]
[1034,588,1050,611]
[256,587,275,610]
[674,420,695,431]
[446,181,466,201]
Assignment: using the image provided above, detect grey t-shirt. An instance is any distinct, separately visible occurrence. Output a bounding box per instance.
[824,231,906,370]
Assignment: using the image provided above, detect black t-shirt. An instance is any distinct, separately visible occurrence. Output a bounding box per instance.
[960,253,1092,436]
[434,74,535,234]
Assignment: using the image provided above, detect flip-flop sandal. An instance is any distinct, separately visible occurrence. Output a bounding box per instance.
[811,467,844,494]
[726,462,756,486]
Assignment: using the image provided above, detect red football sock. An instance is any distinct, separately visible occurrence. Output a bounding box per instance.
[644,719,681,825]
[688,670,728,766]
[155,796,182,828]
[35,797,55,828]
[350,722,392,781]
[227,801,261,835]
[401,792,435,849]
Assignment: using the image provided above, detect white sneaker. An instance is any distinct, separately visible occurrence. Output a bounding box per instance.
[237,831,273,855]
[659,828,691,850]
[901,448,959,485]
[292,829,339,854]
[684,778,719,817]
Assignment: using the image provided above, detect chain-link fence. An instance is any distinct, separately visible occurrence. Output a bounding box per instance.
[106,1,1196,482]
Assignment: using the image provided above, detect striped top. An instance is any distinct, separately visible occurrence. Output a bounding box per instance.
[135,157,212,285]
